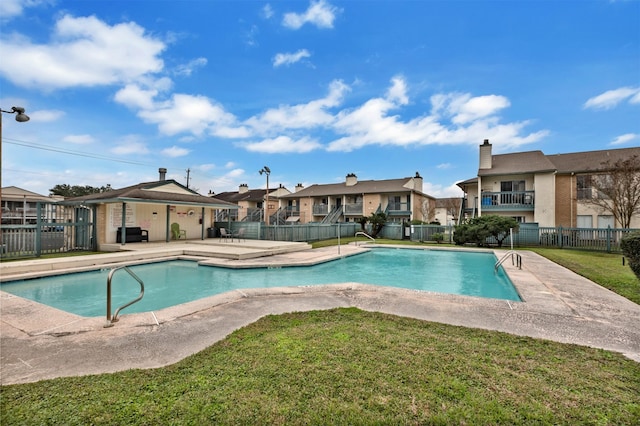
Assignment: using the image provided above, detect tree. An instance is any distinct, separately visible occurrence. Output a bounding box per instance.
[50,184,112,198]
[366,212,387,238]
[453,215,519,247]
[584,155,640,229]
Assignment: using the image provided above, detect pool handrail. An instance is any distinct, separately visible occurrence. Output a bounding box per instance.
[105,266,145,327]
[494,250,522,272]
[355,231,375,246]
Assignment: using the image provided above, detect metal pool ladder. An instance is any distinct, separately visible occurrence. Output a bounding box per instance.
[104,266,145,327]
[495,250,522,272]
[355,231,375,246]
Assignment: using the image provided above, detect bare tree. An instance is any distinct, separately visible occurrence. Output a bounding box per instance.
[420,199,436,223]
[443,198,462,223]
[585,155,640,229]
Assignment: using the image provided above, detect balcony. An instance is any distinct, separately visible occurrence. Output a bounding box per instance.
[313,204,329,215]
[386,202,410,216]
[480,191,535,211]
[344,203,363,215]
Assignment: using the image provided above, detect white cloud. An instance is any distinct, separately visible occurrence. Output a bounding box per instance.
[0,14,165,90]
[0,0,46,21]
[131,92,240,137]
[63,134,95,144]
[273,49,311,67]
[245,79,349,134]
[241,135,322,153]
[29,109,65,122]
[282,0,339,29]
[583,86,640,110]
[436,163,452,170]
[610,133,638,146]
[161,145,190,157]
[111,141,149,155]
[262,4,274,19]
[327,77,548,152]
[174,57,207,76]
[451,95,510,124]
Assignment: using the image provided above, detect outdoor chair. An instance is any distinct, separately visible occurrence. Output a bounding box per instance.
[171,222,186,240]
[236,228,246,242]
[219,228,234,242]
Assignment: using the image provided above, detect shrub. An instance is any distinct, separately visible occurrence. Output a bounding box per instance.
[453,215,519,247]
[621,231,640,279]
[432,233,444,244]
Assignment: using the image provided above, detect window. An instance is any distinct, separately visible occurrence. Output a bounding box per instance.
[597,215,614,229]
[577,175,593,200]
[577,215,593,228]
[511,216,525,223]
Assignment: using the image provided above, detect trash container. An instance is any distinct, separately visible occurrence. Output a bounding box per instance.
[207,227,217,238]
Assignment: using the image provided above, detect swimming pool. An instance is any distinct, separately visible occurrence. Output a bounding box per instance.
[1,248,520,317]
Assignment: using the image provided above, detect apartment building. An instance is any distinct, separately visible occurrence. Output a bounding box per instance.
[277,173,435,225]
[457,140,640,228]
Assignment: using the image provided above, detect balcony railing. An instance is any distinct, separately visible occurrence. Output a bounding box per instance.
[480,191,535,210]
[386,202,410,215]
[313,204,329,215]
[344,203,363,215]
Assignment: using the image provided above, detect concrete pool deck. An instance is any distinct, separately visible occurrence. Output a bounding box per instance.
[1,242,639,385]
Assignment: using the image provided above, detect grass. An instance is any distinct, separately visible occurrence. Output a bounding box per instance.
[2,308,639,425]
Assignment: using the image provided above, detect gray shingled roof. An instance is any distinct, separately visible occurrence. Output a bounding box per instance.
[214,189,267,203]
[478,151,556,176]
[61,180,237,208]
[279,178,431,199]
[546,147,640,173]
[475,146,640,178]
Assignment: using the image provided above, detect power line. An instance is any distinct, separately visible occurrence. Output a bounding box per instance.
[3,138,153,166]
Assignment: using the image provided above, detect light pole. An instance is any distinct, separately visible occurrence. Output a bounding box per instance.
[1,106,30,248]
[1,106,30,207]
[259,166,271,226]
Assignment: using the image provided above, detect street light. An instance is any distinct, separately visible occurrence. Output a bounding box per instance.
[1,106,31,187]
[259,166,271,226]
[1,106,30,245]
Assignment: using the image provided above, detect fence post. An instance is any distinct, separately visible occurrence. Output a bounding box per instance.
[35,202,42,257]
[606,225,612,253]
[558,226,563,248]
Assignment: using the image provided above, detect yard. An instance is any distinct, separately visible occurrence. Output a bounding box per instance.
[1,243,639,424]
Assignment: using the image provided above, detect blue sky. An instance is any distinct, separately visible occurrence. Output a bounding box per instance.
[1,0,638,198]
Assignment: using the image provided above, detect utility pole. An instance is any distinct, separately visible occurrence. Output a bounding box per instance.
[185,168,191,188]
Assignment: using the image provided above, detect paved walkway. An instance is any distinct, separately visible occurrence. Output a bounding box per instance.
[1,244,639,385]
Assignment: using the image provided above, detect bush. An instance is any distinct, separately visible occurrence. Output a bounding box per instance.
[621,231,640,279]
[453,215,519,247]
[432,233,444,244]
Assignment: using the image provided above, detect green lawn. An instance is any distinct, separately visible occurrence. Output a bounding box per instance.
[2,308,639,425]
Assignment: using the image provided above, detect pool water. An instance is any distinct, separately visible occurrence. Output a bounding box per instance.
[1,248,520,317]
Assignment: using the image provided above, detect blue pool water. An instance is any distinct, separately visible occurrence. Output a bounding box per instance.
[1,248,520,317]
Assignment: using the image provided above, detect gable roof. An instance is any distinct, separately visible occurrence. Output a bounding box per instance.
[61,180,237,209]
[478,151,556,176]
[215,189,269,203]
[279,177,431,199]
[1,186,53,203]
[546,147,640,173]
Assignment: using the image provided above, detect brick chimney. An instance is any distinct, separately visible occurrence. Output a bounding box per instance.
[346,173,357,186]
[239,183,249,194]
[479,139,492,169]
[159,167,167,181]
